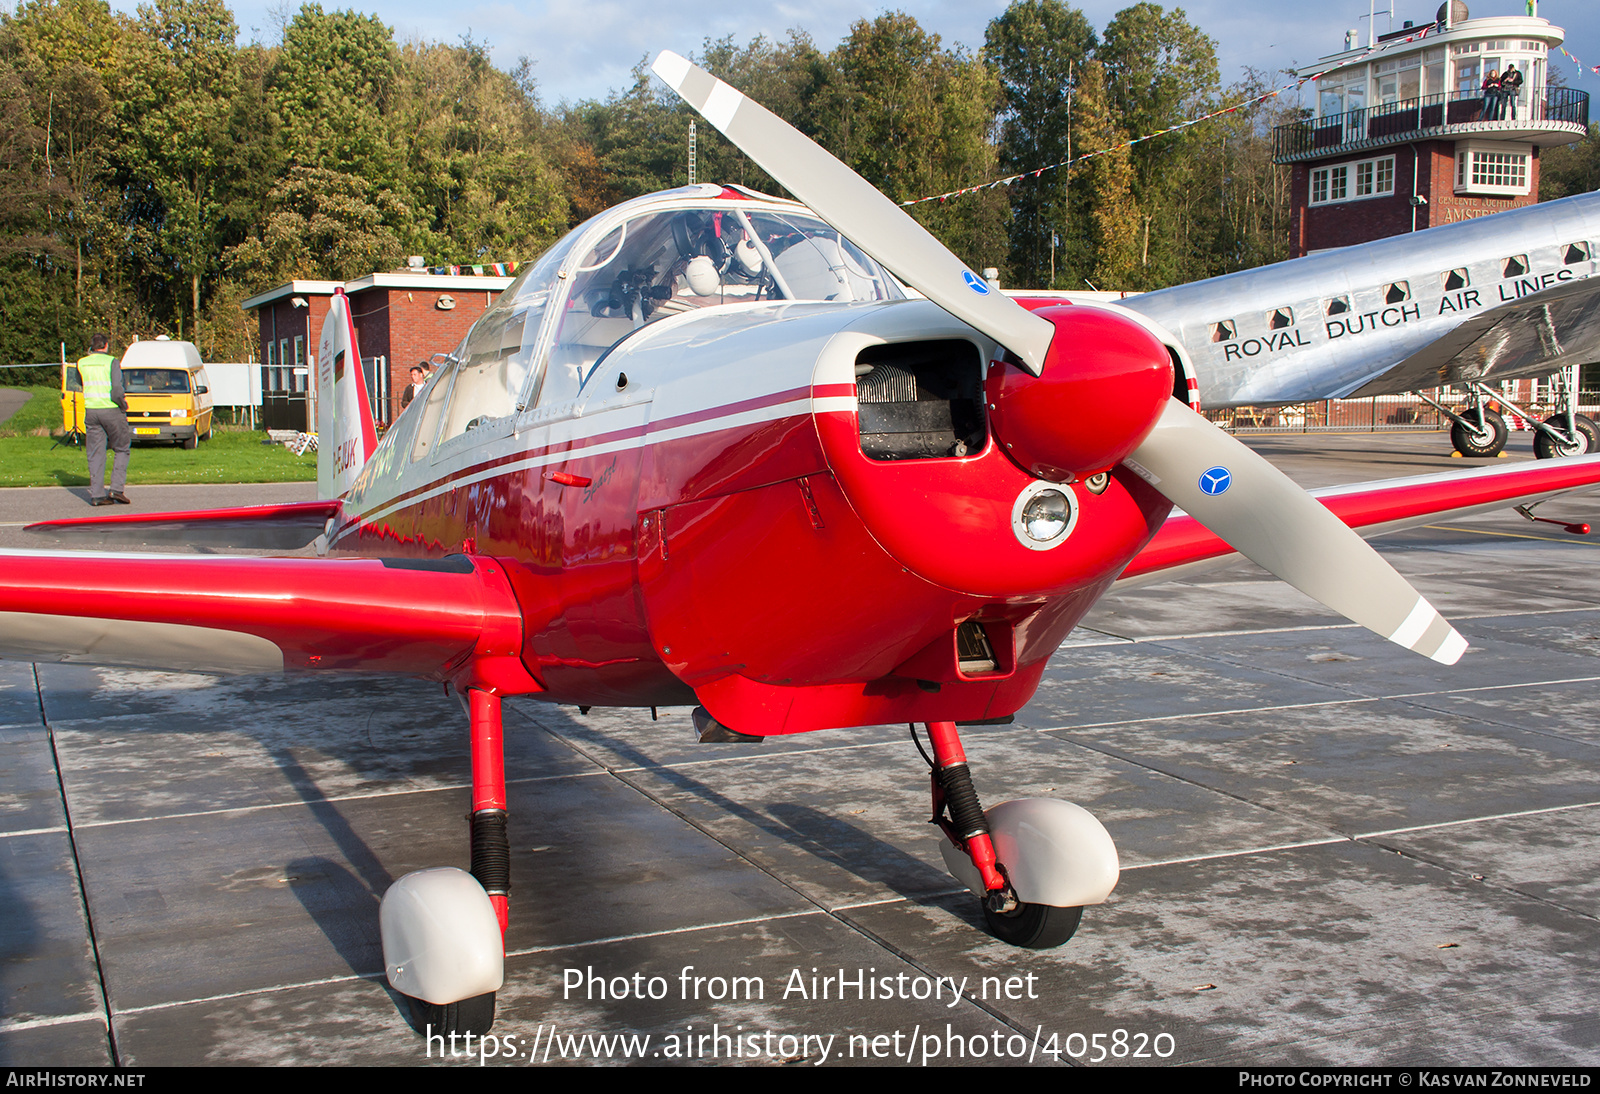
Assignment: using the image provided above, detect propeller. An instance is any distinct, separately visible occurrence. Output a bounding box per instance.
[652,51,1466,665]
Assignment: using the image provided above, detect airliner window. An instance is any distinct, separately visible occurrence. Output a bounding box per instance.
[1565,242,1590,264]
[1503,255,1528,278]
[1326,296,1350,316]
[1384,281,1410,304]
[1442,268,1469,291]
[1210,320,1235,342]
[1268,308,1293,330]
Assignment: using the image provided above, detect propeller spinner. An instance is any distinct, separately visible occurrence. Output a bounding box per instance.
[652,51,1466,665]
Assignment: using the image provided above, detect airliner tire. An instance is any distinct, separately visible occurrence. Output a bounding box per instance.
[1451,410,1507,457]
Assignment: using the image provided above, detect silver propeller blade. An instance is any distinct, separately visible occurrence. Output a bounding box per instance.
[651,50,1056,376]
[1125,400,1466,664]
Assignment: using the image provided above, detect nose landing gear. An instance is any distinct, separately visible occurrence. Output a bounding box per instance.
[916,721,1119,949]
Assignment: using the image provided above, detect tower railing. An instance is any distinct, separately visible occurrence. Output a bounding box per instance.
[1273,86,1589,160]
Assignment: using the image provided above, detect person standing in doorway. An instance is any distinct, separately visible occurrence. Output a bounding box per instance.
[1500,64,1523,120]
[1482,68,1504,120]
[77,332,130,506]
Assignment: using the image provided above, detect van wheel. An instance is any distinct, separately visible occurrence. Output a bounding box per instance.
[182,433,198,450]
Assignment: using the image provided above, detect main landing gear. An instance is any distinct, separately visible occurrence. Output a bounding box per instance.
[1424,367,1598,460]
[381,688,508,1036]
[916,721,1119,948]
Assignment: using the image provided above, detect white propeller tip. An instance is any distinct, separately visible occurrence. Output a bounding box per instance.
[651,51,690,89]
[1429,628,1468,666]
[1387,597,1466,664]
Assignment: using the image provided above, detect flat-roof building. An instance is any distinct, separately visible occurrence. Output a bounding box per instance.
[241,267,516,432]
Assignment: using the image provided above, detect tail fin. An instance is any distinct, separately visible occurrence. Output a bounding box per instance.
[316,288,379,499]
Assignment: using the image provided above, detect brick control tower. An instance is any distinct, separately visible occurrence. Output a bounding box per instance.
[1274,1,1589,258]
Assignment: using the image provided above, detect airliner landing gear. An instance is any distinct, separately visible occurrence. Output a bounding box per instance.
[382,688,508,1036]
[1449,405,1509,458]
[1430,367,1597,460]
[916,721,1119,948]
[1533,413,1600,459]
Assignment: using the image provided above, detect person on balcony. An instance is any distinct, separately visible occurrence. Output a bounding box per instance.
[1482,69,1504,120]
[1500,65,1523,120]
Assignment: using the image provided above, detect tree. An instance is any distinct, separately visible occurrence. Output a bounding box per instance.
[1541,124,1600,201]
[813,14,1008,273]
[271,4,398,178]
[1094,2,1219,287]
[225,164,403,283]
[111,0,241,347]
[395,35,568,264]
[984,0,1097,288]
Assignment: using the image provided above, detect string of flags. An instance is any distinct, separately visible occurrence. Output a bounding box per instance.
[901,17,1481,208]
[425,261,519,276]
[1554,45,1600,79]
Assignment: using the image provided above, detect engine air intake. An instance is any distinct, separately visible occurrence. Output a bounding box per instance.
[855,340,986,461]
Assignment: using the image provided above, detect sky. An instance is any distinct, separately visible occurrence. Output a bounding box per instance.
[103,0,1600,110]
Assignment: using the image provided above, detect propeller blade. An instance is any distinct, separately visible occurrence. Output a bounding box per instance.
[1125,400,1467,664]
[651,50,1056,376]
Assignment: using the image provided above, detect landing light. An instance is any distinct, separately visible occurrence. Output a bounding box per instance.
[1012,481,1078,550]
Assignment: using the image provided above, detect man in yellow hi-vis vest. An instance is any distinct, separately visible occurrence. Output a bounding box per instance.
[77,333,130,506]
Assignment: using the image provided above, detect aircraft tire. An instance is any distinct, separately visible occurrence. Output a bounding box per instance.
[1533,414,1599,459]
[407,990,495,1037]
[1450,410,1507,457]
[981,901,1083,949]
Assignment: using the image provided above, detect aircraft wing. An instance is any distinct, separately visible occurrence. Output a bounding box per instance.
[1120,454,1600,588]
[0,551,537,692]
[24,500,341,550]
[1342,273,1600,398]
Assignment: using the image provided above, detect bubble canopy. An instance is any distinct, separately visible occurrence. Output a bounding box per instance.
[410,186,904,458]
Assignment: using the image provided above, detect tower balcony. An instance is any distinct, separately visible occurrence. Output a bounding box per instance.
[1273,86,1588,163]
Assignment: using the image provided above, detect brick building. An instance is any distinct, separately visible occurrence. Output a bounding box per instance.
[242,268,514,431]
[1273,2,1588,258]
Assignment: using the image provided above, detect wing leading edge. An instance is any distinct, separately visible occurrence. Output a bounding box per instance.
[0,551,539,694]
[1122,453,1600,587]
[25,500,341,550]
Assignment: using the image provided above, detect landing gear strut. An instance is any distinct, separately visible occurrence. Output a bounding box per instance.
[1425,367,1597,459]
[381,688,508,1036]
[918,721,1119,949]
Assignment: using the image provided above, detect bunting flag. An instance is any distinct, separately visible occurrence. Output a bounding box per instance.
[422,260,519,276]
[903,19,1494,208]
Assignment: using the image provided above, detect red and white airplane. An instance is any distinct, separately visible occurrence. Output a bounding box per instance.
[9,53,1600,1036]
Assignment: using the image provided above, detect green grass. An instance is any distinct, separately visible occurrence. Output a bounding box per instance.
[0,385,64,436]
[0,420,317,487]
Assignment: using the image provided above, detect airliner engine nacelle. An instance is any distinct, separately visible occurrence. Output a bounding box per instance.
[987,306,1175,484]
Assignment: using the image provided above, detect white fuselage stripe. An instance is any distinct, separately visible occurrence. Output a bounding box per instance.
[337,393,854,543]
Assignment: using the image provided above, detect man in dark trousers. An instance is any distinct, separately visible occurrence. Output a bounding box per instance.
[1500,64,1523,120]
[77,332,130,506]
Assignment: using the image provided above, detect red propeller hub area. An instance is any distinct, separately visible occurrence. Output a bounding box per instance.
[986,305,1175,482]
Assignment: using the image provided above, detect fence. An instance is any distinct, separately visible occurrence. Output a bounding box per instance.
[1209,388,1600,433]
[1273,86,1590,159]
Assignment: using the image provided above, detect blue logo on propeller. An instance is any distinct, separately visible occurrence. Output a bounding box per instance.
[963,270,991,295]
[1198,466,1232,495]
